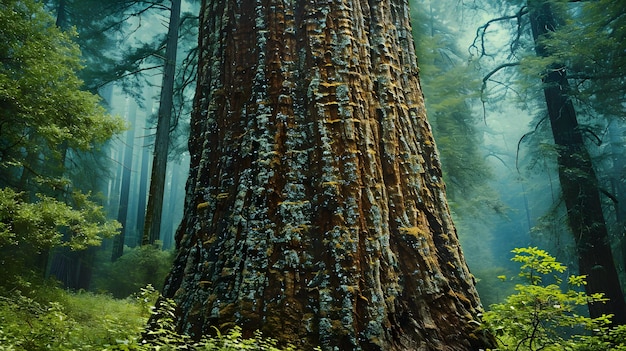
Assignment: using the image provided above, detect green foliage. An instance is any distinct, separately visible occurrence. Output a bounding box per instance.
[525,0,626,119]
[482,247,625,350]
[0,188,119,251]
[0,279,315,351]
[0,283,153,350]
[0,187,120,288]
[192,327,303,351]
[92,244,175,298]
[0,292,74,351]
[111,296,311,351]
[0,0,124,282]
[510,247,566,284]
[0,0,125,173]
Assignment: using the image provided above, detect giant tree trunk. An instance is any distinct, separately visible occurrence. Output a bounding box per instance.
[529,0,626,324]
[160,0,493,349]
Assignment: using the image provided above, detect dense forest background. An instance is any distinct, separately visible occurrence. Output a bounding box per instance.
[1,0,625,349]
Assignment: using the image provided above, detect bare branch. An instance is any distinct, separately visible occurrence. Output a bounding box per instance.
[479,62,521,124]
[469,6,529,58]
[516,116,548,173]
[482,63,521,84]
[93,64,164,91]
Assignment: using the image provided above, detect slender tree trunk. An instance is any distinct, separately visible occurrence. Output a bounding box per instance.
[136,136,151,244]
[142,0,181,245]
[157,0,494,349]
[608,122,625,223]
[55,0,68,29]
[528,0,626,324]
[112,100,137,261]
[163,164,182,250]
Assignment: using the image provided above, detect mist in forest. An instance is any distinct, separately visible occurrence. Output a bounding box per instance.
[1,0,625,349]
[407,0,626,312]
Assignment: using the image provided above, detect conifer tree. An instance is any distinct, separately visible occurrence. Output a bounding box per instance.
[156,0,495,349]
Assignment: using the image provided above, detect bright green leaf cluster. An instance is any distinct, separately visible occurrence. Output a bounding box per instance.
[510,246,566,284]
[0,187,120,252]
[482,247,624,351]
[0,186,120,291]
[0,0,125,183]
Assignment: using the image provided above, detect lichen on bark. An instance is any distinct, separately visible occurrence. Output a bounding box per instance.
[160,0,494,350]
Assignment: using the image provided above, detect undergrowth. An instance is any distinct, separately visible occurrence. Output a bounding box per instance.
[2,247,626,350]
[0,283,307,350]
[482,247,626,351]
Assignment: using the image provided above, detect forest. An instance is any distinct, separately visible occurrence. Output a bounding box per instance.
[1,0,625,350]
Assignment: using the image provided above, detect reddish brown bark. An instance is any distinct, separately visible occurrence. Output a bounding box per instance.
[161,0,493,349]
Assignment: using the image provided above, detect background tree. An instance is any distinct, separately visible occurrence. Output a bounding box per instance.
[527,0,626,324]
[157,0,494,349]
[142,0,182,246]
[471,0,626,322]
[41,0,198,264]
[45,0,172,97]
[410,0,513,304]
[0,0,123,284]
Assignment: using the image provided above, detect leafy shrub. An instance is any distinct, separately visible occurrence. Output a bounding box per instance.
[92,244,174,297]
[0,284,153,350]
[108,295,310,351]
[0,188,121,289]
[482,247,626,351]
[0,292,73,350]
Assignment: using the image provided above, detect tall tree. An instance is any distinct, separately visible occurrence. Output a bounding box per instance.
[142,0,182,245]
[527,0,626,324]
[112,100,138,261]
[157,0,494,349]
[472,0,626,323]
[0,0,123,281]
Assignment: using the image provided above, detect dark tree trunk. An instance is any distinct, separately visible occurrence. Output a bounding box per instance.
[608,123,626,273]
[112,102,137,261]
[159,0,494,349]
[55,0,68,30]
[135,136,151,245]
[143,0,182,245]
[528,0,626,324]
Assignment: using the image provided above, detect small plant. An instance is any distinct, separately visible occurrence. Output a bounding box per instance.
[92,244,174,297]
[482,247,625,351]
[0,292,73,351]
[135,297,306,350]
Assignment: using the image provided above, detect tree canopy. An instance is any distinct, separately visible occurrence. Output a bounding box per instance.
[0,0,124,280]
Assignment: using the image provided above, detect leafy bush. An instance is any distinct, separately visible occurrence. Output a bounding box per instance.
[482,247,626,351]
[92,244,174,298]
[0,284,153,350]
[0,292,73,350]
[0,188,120,289]
[109,295,309,351]
[0,188,120,252]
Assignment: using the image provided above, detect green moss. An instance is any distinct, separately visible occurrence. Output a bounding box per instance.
[398,226,428,237]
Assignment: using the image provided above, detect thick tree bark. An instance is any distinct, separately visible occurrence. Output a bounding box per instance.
[160,0,493,349]
[528,0,626,324]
